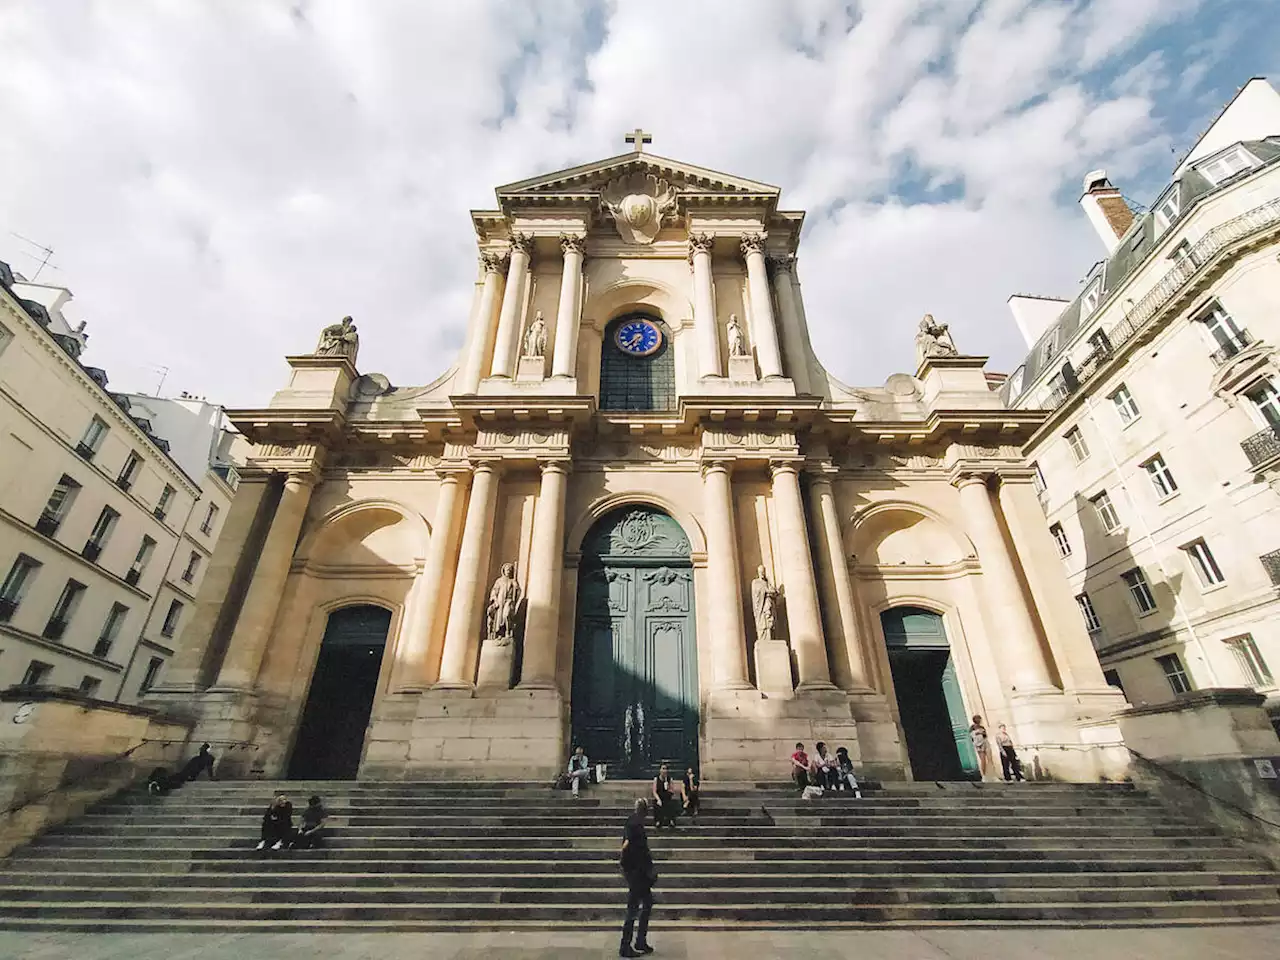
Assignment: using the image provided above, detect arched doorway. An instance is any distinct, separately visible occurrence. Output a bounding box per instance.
[287,604,392,780]
[571,507,698,778]
[881,606,978,781]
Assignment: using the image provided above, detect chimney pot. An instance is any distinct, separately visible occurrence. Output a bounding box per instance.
[1079,169,1134,253]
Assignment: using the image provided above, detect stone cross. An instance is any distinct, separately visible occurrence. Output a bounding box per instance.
[624,127,652,152]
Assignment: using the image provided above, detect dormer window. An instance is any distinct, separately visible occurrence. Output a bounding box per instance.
[1197,145,1256,186]
[1081,280,1102,316]
[1154,190,1180,231]
[1008,367,1025,397]
[1040,329,1059,366]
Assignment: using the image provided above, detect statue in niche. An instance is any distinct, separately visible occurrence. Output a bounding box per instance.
[315,315,359,361]
[522,311,547,358]
[914,313,958,364]
[750,566,779,642]
[727,313,748,358]
[485,562,523,647]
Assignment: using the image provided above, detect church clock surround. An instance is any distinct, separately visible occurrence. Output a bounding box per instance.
[614,317,661,356]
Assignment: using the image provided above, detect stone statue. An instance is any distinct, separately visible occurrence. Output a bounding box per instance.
[522,311,547,358]
[727,313,747,358]
[484,562,523,647]
[750,566,778,642]
[914,313,958,364]
[316,315,359,361]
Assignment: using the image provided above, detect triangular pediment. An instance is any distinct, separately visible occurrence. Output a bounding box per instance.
[495,151,780,199]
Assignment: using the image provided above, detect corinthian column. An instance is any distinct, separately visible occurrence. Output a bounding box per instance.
[808,472,872,691]
[953,472,1056,694]
[770,461,834,690]
[688,233,723,378]
[701,461,751,689]
[768,254,812,394]
[457,253,506,394]
[435,462,500,689]
[550,235,585,379]
[489,234,534,378]
[740,234,784,379]
[519,461,570,689]
[215,472,316,690]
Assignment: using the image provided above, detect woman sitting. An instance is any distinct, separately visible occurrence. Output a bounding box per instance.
[651,763,680,829]
[810,741,841,792]
[835,746,862,798]
[682,767,701,818]
[256,795,294,851]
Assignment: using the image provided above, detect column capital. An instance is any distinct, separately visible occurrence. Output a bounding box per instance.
[699,458,735,479]
[950,468,993,490]
[739,232,767,258]
[479,251,508,274]
[994,467,1040,486]
[806,460,839,483]
[509,232,535,257]
[468,457,504,476]
[558,233,586,256]
[768,458,804,479]
[687,232,714,266]
[283,469,320,490]
[767,252,796,274]
[538,458,573,476]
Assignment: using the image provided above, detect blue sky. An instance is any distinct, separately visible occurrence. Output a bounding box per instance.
[1,0,1278,404]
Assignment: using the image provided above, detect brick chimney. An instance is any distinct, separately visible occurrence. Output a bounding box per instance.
[1079,170,1134,253]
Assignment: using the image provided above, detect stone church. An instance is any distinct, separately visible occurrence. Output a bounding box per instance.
[150,138,1128,783]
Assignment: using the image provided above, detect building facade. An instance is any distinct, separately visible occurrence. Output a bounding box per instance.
[1005,78,1280,719]
[152,143,1126,783]
[0,267,237,702]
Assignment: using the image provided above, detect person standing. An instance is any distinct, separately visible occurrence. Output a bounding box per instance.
[969,715,994,781]
[178,743,217,782]
[682,767,701,819]
[567,745,592,798]
[996,724,1025,782]
[619,798,656,957]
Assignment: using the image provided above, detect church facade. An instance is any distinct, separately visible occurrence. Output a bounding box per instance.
[150,143,1127,783]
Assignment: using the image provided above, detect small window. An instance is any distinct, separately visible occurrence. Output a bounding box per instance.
[1110,385,1140,424]
[1183,539,1225,588]
[0,553,42,619]
[84,506,121,559]
[1170,238,1201,269]
[1081,280,1102,316]
[1198,145,1256,185]
[117,451,142,491]
[78,676,102,697]
[1065,426,1090,463]
[1031,461,1047,496]
[1091,490,1122,533]
[1122,567,1158,615]
[0,321,12,358]
[1050,523,1071,558]
[78,416,109,459]
[1142,455,1178,499]
[1224,635,1274,687]
[155,485,176,521]
[1197,301,1249,357]
[43,579,87,640]
[200,503,220,536]
[38,474,81,536]
[21,660,53,687]
[1087,329,1113,358]
[1154,191,1180,230]
[95,602,129,659]
[139,656,164,694]
[1246,378,1280,428]
[1041,329,1060,366]
[161,599,184,638]
[1075,592,1102,633]
[1008,367,1025,397]
[1102,668,1126,695]
[1156,652,1192,695]
[128,536,157,585]
[181,551,201,584]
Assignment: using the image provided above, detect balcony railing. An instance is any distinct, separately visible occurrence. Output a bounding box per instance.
[35,513,61,538]
[0,597,17,622]
[42,618,68,642]
[1242,425,1280,469]
[82,541,103,563]
[125,568,141,587]
[1209,329,1255,367]
[1262,549,1280,587]
[92,638,113,659]
[1040,197,1280,411]
[115,475,133,493]
[74,441,98,461]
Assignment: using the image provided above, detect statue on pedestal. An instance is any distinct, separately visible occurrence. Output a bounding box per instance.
[727,314,747,358]
[315,316,359,362]
[484,562,523,647]
[750,566,778,642]
[914,313,958,365]
[522,311,547,359]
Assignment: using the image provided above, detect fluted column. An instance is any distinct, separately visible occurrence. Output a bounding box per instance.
[701,461,751,689]
[457,253,506,393]
[550,235,585,379]
[435,462,501,689]
[688,233,723,378]
[390,471,468,693]
[808,473,873,692]
[770,461,834,690]
[740,234,784,379]
[953,472,1056,694]
[519,461,570,689]
[768,254,812,394]
[215,472,316,689]
[489,234,534,378]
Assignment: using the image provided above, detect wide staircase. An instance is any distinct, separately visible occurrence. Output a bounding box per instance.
[1,779,1279,931]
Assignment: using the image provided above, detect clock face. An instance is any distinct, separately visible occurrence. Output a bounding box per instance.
[615,319,662,357]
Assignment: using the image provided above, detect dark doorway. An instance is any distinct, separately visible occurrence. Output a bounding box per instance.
[287,605,392,780]
[881,607,978,781]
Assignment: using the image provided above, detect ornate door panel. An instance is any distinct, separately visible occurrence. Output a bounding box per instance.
[572,509,699,778]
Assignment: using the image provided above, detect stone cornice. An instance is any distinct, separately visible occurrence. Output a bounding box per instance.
[227,408,346,446]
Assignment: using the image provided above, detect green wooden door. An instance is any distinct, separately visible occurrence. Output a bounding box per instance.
[572,508,698,778]
[940,655,980,776]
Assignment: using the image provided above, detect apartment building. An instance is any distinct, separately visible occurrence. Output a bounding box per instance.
[1004,78,1280,718]
[0,264,238,701]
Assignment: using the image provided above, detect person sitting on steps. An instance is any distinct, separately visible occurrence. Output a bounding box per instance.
[835,746,862,798]
[567,745,592,798]
[651,763,679,829]
[682,766,700,819]
[256,795,294,851]
[810,741,840,792]
[292,795,326,848]
[790,742,810,791]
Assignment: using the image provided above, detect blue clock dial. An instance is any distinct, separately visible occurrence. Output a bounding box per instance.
[615,319,661,357]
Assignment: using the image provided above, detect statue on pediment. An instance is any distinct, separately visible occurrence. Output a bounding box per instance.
[522,311,547,358]
[727,314,748,358]
[316,316,359,362]
[485,562,523,647]
[601,172,678,244]
[751,566,779,643]
[915,313,958,364]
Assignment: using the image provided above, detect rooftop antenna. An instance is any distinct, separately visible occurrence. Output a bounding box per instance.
[149,365,170,397]
[9,233,59,281]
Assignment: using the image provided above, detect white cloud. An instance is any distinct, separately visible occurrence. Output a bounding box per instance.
[0,0,1243,405]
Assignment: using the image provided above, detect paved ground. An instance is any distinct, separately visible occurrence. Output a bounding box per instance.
[7,927,1280,960]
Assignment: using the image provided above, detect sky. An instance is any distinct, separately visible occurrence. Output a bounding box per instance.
[1,0,1278,406]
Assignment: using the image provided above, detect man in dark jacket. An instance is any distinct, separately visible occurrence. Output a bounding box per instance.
[619,798,655,957]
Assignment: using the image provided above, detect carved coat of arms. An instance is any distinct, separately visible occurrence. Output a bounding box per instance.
[601,172,678,244]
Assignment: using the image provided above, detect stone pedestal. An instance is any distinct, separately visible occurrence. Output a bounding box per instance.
[916,355,1002,410]
[475,641,516,691]
[727,354,757,383]
[702,688,860,781]
[754,640,793,699]
[515,355,546,383]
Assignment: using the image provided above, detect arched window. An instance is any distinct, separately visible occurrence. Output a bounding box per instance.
[600,314,676,412]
